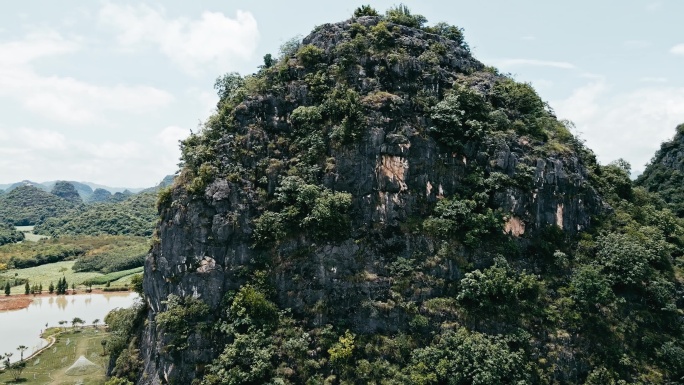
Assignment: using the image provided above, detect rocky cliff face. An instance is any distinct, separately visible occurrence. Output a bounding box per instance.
[139,15,604,384]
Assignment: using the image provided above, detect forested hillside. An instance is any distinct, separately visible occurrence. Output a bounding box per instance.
[0,185,78,226]
[34,192,157,237]
[50,180,83,204]
[0,235,149,271]
[103,6,684,385]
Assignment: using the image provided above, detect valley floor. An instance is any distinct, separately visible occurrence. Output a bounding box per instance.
[0,327,110,385]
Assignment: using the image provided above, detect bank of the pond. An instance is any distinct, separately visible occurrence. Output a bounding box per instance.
[0,292,138,364]
[0,295,32,311]
[0,289,132,311]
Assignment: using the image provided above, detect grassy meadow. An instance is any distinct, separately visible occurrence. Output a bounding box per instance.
[0,261,141,295]
[0,327,110,385]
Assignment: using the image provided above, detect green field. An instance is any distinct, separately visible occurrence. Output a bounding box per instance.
[0,327,110,385]
[0,261,140,294]
[81,267,143,285]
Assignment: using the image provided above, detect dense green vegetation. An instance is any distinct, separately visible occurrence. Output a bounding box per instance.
[0,260,138,294]
[164,163,684,384]
[88,187,114,203]
[636,123,684,216]
[109,5,684,384]
[0,235,148,271]
[105,302,146,383]
[35,192,157,237]
[50,181,83,204]
[0,221,24,246]
[43,180,94,199]
[0,185,78,226]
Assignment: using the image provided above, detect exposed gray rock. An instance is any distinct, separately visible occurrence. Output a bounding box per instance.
[138,15,604,385]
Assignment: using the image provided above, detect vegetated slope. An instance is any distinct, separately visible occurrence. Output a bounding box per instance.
[0,235,149,271]
[0,180,46,192]
[0,221,24,247]
[50,181,83,204]
[139,175,176,194]
[88,188,114,203]
[44,180,94,199]
[124,7,684,385]
[35,192,157,237]
[0,185,79,226]
[636,123,684,216]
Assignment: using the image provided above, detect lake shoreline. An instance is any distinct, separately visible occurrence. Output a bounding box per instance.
[0,289,131,311]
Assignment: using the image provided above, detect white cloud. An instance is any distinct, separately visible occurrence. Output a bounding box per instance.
[494,58,575,70]
[187,87,219,119]
[531,79,554,90]
[552,81,684,173]
[623,40,651,49]
[0,124,181,187]
[99,3,259,74]
[640,77,667,83]
[646,1,663,11]
[670,44,684,55]
[0,30,79,65]
[0,31,174,124]
[18,128,67,150]
[157,126,190,149]
[77,141,146,160]
[553,79,608,122]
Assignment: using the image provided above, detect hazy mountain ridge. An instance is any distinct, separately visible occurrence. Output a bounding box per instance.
[0,180,150,196]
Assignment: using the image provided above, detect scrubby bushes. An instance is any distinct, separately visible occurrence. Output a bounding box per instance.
[0,222,23,246]
[35,192,157,237]
[253,176,352,245]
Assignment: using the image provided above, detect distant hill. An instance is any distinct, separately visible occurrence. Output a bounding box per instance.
[0,185,79,226]
[140,174,176,194]
[76,182,145,194]
[43,181,93,199]
[0,180,45,192]
[0,180,149,196]
[34,191,157,237]
[88,188,114,203]
[50,181,83,204]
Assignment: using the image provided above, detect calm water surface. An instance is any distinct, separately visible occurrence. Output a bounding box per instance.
[0,292,139,362]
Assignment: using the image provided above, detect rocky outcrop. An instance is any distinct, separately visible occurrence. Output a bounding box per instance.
[138,15,603,385]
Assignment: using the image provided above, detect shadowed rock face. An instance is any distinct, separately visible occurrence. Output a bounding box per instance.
[51,181,82,204]
[138,16,604,384]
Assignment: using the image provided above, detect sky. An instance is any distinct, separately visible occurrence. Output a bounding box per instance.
[0,1,683,187]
